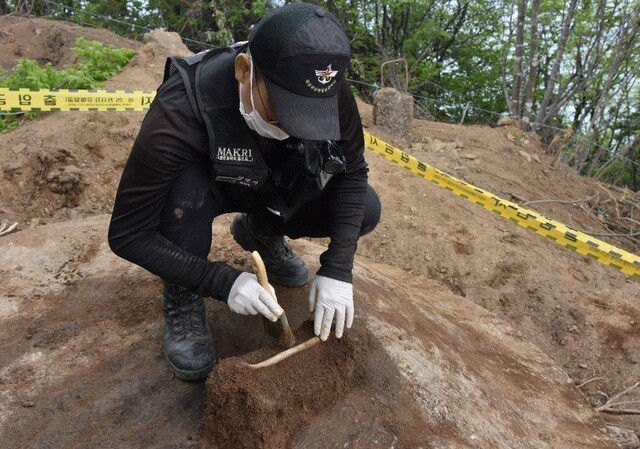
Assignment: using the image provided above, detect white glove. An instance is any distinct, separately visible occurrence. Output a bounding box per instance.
[308,275,354,341]
[228,272,284,322]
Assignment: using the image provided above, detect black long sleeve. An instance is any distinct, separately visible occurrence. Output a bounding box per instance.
[109,71,367,294]
[108,75,242,301]
[316,79,368,283]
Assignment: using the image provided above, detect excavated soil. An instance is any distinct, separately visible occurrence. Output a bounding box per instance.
[204,323,363,448]
[0,218,622,448]
[1,15,640,448]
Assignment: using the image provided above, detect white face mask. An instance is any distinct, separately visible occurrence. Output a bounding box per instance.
[239,61,290,141]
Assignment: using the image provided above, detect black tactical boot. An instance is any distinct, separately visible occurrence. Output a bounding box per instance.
[230,213,309,287]
[162,284,216,380]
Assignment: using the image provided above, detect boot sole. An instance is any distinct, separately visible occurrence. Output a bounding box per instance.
[164,354,216,381]
[230,216,309,287]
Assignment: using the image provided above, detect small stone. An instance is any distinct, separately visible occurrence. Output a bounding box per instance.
[498,117,518,127]
[607,425,640,448]
[518,150,532,163]
[461,153,476,160]
[531,153,541,163]
[568,325,579,333]
[12,143,27,154]
[431,141,448,152]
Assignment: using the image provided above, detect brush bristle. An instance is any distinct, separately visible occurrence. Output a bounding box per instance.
[262,312,296,348]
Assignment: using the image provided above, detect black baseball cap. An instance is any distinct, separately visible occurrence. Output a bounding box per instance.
[249,3,351,140]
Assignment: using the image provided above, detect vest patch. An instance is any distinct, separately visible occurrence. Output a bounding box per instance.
[216,146,254,163]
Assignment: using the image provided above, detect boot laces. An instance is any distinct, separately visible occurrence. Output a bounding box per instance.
[167,291,205,340]
[256,233,294,260]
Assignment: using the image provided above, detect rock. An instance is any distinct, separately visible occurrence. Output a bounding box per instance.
[531,153,541,163]
[429,139,461,153]
[142,29,187,53]
[606,426,640,449]
[46,165,82,194]
[461,153,477,160]
[518,150,532,163]
[498,117,521,127]
[12,143,27,154]
[372,87,414,140]
[506,133,516,142]
[431,140,449,152]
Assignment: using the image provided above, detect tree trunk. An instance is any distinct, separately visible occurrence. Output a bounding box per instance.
[510,0,527,117]
[579,2,640,172]
[594,134,640,180]
[501,1,516,112]
[521,0,541,130]
[533,0,577,129]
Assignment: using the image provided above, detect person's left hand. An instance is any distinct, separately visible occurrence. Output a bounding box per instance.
[308,275,354,341]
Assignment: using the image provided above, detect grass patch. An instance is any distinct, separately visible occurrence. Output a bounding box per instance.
[0,37,135,133]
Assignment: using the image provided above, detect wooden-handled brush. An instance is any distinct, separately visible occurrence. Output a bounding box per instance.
[251,251,296,349]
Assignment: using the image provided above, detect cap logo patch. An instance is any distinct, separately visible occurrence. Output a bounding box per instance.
[315,64,338,84]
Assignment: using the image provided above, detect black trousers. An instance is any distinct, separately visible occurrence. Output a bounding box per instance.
[158,163,381,258]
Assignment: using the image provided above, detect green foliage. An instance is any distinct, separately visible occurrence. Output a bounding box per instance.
[0,59,96,90]
[0,38,135,133]
[72,37,136,82]
[4,0,639,190]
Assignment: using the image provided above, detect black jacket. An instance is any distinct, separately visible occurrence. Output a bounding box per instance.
[108,45,367,301]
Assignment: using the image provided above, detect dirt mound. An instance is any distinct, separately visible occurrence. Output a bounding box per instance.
[205,323,363,448]
[0,21,191,228]
[0,16,138,71]
[1,16,639,446]
[357,106,640,439]
[0,217,620,448]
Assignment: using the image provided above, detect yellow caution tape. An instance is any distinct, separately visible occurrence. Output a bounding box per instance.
[364,131,640,278]
[2,88,638,277]
[0,88,155,111]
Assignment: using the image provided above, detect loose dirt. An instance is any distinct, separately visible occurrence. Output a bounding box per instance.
[204,322,363,448]
[1,15,639,448]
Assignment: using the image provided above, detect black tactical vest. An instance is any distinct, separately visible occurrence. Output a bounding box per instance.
[163,44,328,221]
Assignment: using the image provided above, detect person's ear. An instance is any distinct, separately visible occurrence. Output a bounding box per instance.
[234,54,251,84]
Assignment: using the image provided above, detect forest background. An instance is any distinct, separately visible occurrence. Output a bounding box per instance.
[1,0,639,191]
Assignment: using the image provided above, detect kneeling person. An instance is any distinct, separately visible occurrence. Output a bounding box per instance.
[108,3,380,380]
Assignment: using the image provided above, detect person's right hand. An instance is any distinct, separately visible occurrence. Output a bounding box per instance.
[227,272,284,321]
